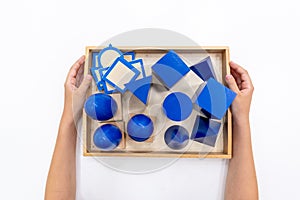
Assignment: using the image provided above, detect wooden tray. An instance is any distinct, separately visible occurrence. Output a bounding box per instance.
[83,46,232,158]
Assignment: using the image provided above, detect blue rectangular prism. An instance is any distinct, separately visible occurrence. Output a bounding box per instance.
[194,78,236,120]
[151,50,190,88]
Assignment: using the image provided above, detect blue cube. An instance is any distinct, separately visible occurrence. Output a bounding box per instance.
[151,50,190,88]
[191,115,221,147]
[194,78,236,120]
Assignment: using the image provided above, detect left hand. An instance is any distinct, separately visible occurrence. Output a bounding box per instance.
[63,55,92,124]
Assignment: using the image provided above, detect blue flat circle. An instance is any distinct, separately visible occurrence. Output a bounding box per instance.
[162,92,192,121]
[93,124,122,151]
[84,93,118,121]
[127,114,154,142]
[164,125,189,150]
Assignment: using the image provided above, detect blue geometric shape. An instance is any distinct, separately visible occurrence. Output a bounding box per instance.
[190,57,217,81]
[84,93,118,121]
[152,50,190,88]
[164,125,189,150]
[127,114,154,142]
[125,76,152,105]
[97,44,123,69]
[123,51,135,61]
[190,115,221,147]
[129,59,146,79]
[92,52,100,68]
[93,124,122,151]
[194,78,237,120]
[98,67,117,94]
[103,56,140,93]
[163,92,193,121]
[90,67,104,91]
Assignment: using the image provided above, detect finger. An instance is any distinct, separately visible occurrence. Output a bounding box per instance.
[225,74,240,94]
[229,61,247,75]
[66,55,85,83]
[230,61,253,89]
[77,75,92,95]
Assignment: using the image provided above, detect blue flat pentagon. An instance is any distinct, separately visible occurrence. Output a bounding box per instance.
[190,57,217,81]
[194,78,236,120]
[190,115,221,147]
[125,76,152,105]
[102,56,140,93]
[163,92,193,121]
[151,50,190,88]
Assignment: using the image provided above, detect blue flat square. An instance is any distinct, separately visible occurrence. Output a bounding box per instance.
[103,57,140,93]
[191,115,221,147]
[190,57,216,81]
[151,50,190,88]
[129,59,146,79]
[194,78,236,120]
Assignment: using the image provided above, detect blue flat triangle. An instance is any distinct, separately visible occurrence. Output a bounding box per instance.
[125,76,152,105]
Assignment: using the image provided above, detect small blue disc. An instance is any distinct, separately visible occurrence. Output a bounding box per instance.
[162,92,193,121]
[84,93,118,121]
[93,124,122,151]
[127,114,154,142]
[164,125,189,150]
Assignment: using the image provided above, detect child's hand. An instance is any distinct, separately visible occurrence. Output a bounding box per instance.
[225,61,254,124]
[63,55,92,124]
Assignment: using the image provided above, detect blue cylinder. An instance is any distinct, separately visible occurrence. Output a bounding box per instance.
[127,114,154,142]
[93,124,122,151]
[164,125,189,150]
[84,93,118,121]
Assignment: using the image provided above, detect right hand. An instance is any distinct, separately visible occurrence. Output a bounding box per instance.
[225,61,254,123]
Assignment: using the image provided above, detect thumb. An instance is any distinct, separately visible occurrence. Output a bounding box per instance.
[78,75,92,95]
[225,74,239,93]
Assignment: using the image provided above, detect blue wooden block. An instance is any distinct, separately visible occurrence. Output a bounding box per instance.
[190,57,217,81]
[125,76,152,105]
[151,50,190,88]
[190,115,221,147]
[102,57,140,93]
[194,78,236,120]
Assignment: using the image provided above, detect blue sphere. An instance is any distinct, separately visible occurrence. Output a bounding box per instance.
[84,93,117,121]
[162,92,193,121]
[164,125,189,150]
[93,124,122,151]
[127,114,154,142]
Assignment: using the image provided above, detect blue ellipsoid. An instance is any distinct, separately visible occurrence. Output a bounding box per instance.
[164,125,189,150]
[93,124,122,151]
[162,92,193,121]
[127,114,154,142]
[84,93,118,121]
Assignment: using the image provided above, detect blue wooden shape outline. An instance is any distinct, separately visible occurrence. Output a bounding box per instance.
[90,67,104,91]
[129,59,146,78]
[98,67,117,94]
[122,51,135,61]
[102,56,141,93]
[96,44,123,69]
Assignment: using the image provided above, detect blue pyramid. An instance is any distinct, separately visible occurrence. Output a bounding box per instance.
[125,76,152,105]
[190,57,216,81]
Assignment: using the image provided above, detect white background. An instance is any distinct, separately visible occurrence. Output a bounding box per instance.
[0,0,300,199]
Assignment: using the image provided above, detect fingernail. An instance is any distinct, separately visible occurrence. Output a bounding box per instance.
[86,75,92,80]
[226,74,232,80]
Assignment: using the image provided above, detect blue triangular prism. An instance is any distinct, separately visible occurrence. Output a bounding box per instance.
[125,76,152,104]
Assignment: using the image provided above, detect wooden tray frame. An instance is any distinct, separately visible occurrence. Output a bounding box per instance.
[82,46,232,159]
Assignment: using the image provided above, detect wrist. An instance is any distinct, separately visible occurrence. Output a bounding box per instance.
[232,115,250,126]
